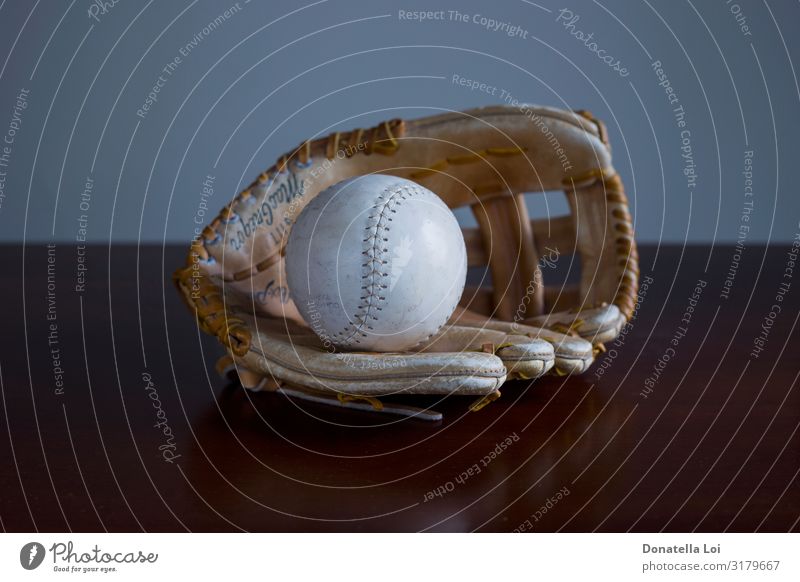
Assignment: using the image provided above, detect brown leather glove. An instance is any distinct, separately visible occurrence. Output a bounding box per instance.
[174,105,638,419]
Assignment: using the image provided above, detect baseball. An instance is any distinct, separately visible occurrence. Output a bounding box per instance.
[286,174,467,352]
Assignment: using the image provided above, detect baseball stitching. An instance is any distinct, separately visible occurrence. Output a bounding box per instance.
[336,182,423,347]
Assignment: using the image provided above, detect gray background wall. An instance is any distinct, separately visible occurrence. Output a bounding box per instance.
[0,0,796,244]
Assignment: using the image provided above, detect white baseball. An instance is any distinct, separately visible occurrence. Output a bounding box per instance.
[286,174,467,352]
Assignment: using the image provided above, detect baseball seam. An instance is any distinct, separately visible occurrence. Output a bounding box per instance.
[337,183,420,347]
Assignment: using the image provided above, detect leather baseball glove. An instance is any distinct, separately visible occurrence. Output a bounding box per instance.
[174,105,638,420]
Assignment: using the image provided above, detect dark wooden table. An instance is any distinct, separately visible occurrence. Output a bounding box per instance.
[1,243,798,532]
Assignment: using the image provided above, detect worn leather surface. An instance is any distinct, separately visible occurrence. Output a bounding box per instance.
[174,105,638,403]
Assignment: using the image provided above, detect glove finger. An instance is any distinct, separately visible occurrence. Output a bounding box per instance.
[417,324,554,380]
[452,307,594,376]
[233,312,507,396]
[523,303,625,344]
